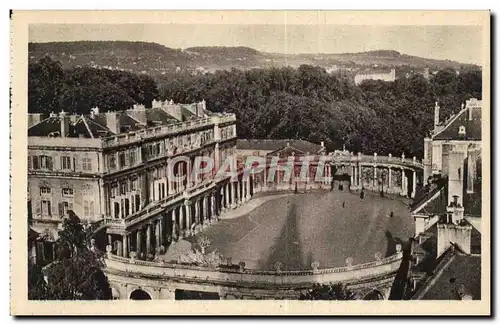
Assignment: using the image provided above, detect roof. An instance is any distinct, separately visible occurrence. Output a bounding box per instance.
[145,108,179,126]
[27,115,114,138]
[237,139,324,154]
[420,254,481,300]
[433,106,482,141]
[28,104,203,138]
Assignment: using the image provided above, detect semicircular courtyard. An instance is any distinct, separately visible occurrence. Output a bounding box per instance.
[181,191,414,271]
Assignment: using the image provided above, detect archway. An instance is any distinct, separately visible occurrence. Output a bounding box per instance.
[363,290,384,300]
[130,289,152,300]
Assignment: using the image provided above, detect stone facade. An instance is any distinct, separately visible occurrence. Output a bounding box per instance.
[28,102,238,244]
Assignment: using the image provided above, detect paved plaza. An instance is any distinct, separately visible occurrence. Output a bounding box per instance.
[189,191,414,271]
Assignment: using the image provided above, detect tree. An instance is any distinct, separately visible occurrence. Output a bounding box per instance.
[299,283,357,300]
[28,263,48,300]
[28,56,64,114]
[40,211,112,300]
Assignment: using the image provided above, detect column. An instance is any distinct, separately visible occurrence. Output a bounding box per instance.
[186,159,192,189]
[136,230,142,258]
[122,234,128,258]
[388,168,392,193]
[246,178,251,200]
[171,209,177,241]
[117,240,123,257]
[237,181,242,205]
[155,221,160,253]
[412,170,417,198]
[107,234,112,246]
[350,166,354,186]
[357,165,361,188]
[201,196,206,226]
[263,168,268,190]
[373,166,377,190]
[231,182,236,208]
[195,199,200,226]
[214,143,220,177]
[185,201,192,235]
[211,193,217,221]
[179,205,185,238]
[224,184,229,210]
[146,223,152,255]
[159,217,163,247]
[400,168,406,196]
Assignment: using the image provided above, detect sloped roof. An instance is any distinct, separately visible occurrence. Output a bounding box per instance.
[420,254,481,300]
[237,139,323,153]
[433,107,481,141]
[28,116,62,137]
[28,115,113,138]
[145,108,179,126]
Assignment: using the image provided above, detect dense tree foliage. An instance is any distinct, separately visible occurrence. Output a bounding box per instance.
[27,211,112,300]
[299,283,357,300]
[157,65,481,157]
[28,56,158,114]
[28,57,481,157]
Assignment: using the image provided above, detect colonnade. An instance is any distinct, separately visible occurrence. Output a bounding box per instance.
[349,164,417,197]
[109,176,254,259]
[246,163,418,198]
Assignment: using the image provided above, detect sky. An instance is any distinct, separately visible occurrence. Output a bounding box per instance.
[29,24,483,65]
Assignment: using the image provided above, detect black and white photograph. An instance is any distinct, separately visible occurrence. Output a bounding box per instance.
[10,10,490,315]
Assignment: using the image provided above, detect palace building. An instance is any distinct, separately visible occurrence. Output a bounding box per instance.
[354,68,396,85]
[28,99,238,255]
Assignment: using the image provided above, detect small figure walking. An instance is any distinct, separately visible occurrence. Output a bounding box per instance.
[342,201,345,208]
[360,190,365,200]
[390,211,394,218]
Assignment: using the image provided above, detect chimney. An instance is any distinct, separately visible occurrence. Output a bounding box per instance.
[468,102,473,121]
[437,222,471,258]
[105,111,121,134]
[127,104,147,125]
[151,99,162,109]
[434,101,440,127]
[90,106,100,119]
[28,113,43,128]
[321,141,325,148]
[59,111,70,137]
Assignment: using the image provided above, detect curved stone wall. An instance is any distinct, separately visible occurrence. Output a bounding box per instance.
[104,249,403,300]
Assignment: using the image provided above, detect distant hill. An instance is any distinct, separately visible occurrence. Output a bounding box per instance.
[28,41,480,76]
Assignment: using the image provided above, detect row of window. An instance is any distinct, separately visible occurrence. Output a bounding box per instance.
[110,178,138,198]
[38,186,93,197]
[105,130,218,172]
[38,200,94,217]
[29,155,93,172]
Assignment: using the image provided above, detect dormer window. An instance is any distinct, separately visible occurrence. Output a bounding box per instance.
[458,125,466,135]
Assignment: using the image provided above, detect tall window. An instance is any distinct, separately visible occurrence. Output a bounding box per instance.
[120,182,127,195]
[130,178,137,191]
[111,184,118,198]
[60,156,71,170]
[82,158,92,171]
[59,201,73,217]
[32,155,53,170]
[109,155,116,170]
[119,152,126,168]
[41,200,51,216]
[84,200,94,217]
[129,150,136,166]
